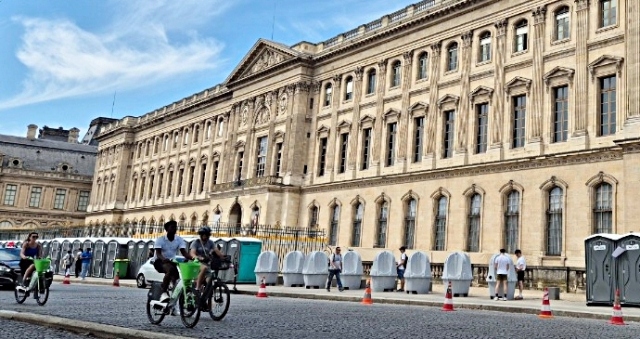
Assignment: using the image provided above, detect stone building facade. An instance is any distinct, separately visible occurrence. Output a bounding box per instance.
[0,125,98,228]
[87,0,640,274]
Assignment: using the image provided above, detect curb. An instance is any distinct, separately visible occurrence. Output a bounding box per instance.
[0,310,196,339]
[52,276,137,288]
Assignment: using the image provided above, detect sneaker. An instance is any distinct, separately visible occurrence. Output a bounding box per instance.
[501,297,508,301]
[397,289,404,292]
[339,288,344,292]
[160,292,171,302]
[16,285,27,292]
[494,296,500,301]
[326,288,330,292]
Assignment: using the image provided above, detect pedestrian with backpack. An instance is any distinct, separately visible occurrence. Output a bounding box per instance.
[326,247,344,292]
[397,246,408,292]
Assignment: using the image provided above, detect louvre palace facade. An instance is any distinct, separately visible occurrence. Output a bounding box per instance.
[87,0,640,275]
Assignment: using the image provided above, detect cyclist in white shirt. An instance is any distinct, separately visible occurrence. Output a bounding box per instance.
[153,221,193,301]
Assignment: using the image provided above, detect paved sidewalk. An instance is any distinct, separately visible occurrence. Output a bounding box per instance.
[52,276,640,322]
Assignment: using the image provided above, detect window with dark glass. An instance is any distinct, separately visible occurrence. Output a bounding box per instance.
[188,165,195,194]
[375,201,389,248]
[145,142,150,156]
[553,86,569,142]
[275,143,283,177]
[177,168,184,195]
[599,76,616,136]
[339,133,348,174]
[555,7,570,40]
[361,128,372,170]
[344,76,353,101]
[417,52,428,80]
[467,194,481,252]
[157,173,164,197]
[512,95,526,148]
[600,0,617,28]
[29,187,42,208]
[351,203,363,247]
[54,188,66,210]
[131,179,137,201]
[515,20,528,52]
[309,206,319,228]
[149,174,155,199]
[391,61,401,87]
[386,122,397,166]
[329,205,340,246]
[476,103,488,154]
[212,161,219,185]
[434,197,447,251]
[199,163,207,193]
[236,152,244,182]
[479,32,491,62]
[447,43,458,71]
[404,199,416,249]
[594,183,613,233]
[318,137,328,176]
[505,191,520,253]
[256,136,268,177]
[167,170,174,196]
[77,191,90,212]
[367,69,376,95]
[139,177,146,201]
[443,110,455,158]
[324,84,332,107]
[546,187,563,256]
[413,117,424,162]
[194,126,199,143]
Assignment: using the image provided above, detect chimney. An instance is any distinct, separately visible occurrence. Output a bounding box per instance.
[68,127,80,143]
[27,124,38,140]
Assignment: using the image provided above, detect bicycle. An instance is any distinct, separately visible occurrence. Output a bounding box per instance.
[146,258,202,328]
[15,257,51,306]
[198,256,232,321]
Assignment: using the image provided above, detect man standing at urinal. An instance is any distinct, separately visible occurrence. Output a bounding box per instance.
[514,249,526,300]
[397,246,408,292]
[494,248,510,301]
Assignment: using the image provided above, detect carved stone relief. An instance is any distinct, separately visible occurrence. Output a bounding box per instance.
[250,49,285,74]
[278,93,288,116]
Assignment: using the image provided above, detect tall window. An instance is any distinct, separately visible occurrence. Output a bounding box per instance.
[212,161,219,185]
[158,172,164,197]
[173,133,179,148]
[149,174,155,199]
[3,184,17,206]
[367,69,376,95]
[177,168,184,195]
[184,130,189,145]
[339,133,348,174]
[361,128,372,170]
[145,142,150,156]
[236,152,244,181]
[386,122,397,166]
[505,191,520,253]
[404,199,417,249]
[167,170,174,196]
[256,136,268,177]
[154,139,159,154]
[391,61,401,87]
[600,0,617,28]
[476,103,488,154]
[54,188,66,210]
[344,76,353,101]
[467,194,481,252]
[443,110,455,158]
[309,206,319,228]
[447,43,458,71]
[547,187,563,256]
[318,137,328,176]
[555,7,570,40]
[199,163,207,193]
[434,197,448,251]
[275,143,283,177]
[329,205,340,246]
[351,203,364,247]
[413,117,424,162]
[594,183,613,233]
[324,84,332,107]
[417,52,428,80]
[553,86,569,142]
[139,177,146,201]
[515,20,528,52]
[599,76,616,136]
[512,95,526,148]
[29,187,42,208]
[137,144,142,158]
[217,119,224,137]
[375,201,389,248]
[206,122,212,139]
[77,191,90,212]
[479,32,491,62]
[131,178,137,202]
[188,165,196,194]
[193,126,200,143]
[163,135,169,152]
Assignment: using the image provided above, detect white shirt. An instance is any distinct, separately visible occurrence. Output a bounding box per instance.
[330,253,342,270]
[516,256,526,271]
[398,253,408,270]
[154,235,186,260]
[495,254,510,275]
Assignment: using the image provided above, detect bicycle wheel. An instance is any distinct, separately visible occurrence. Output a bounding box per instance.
[209,282,230,321]
[179,285,201,328]
[14,277,28,304]
[146,298,166,325]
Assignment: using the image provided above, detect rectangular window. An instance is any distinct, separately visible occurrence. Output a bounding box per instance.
[434,197,448,251]
[599,76,616,136]
[77,191,90,212]
[199,163,207,193]
[177,168,184,196]
[476,103,488,154]
[553,86,569,142]
[345,80,353,101]
[367,71,376,95]
[188,165,195,195]
[339,133,348,174]
[601,0,617,28]
[131,179,137,202]
[167,171,174,196]
[467,194,481,252]
[29,187,42,208]
[480,35,491,62]
[418,54,428,80]
[149,175,154,199]
[54,188,66,210]
[413,117,424,163]
[556,9,570,40]
[309,98,314,109]
[512,95,526,148]
[173,134,178,148]
[329,206,340,246]
[318,137,328,177]
[3,184,17,206]
[361,128,372,170]
[236,152,244,181]
[157,173,164,197]
[255,136,268,178]
[275,143,283,177]
[515,24,528,52]
[443,110,455,158]
[139,177,146,201]
[505,191,520,253]
[404,199,417,249]
[594,184,613,233]
[547,188,563,256]
[375,203,389,248]
[386,122,397,166]
[351,204,363,247]
[212,161,219,185]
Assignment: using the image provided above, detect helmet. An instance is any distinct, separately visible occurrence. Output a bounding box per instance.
[198,226,211,236]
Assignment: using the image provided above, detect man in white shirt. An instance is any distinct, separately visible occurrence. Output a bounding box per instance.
[515,249,526,300]
[397,246,408,292]
[494,248,510,301]
[326,247,344,292]
[153,221,193,301]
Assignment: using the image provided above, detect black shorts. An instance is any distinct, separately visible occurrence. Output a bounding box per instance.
[517,271,525,282]
[19,258,33,274]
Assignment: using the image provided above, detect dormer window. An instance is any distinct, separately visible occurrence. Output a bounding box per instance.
[58,163,71,172]
[9,158,22,168]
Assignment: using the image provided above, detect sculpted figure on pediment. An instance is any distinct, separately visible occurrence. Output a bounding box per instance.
[251,49,285,74]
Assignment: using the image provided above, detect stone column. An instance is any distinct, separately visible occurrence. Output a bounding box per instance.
[284,81,310,186]
[372,59,388,174]
[491,19,508,149]
[348,66,364,177]
[221,105,238,183]
[398,51,414,171]
[529,6,546,145]
[456,31,473,154]
[626,0,640,134]
[305,82,321,184]
[264,90,279,178]
[573,0,589,136]
[424,42,441,161]
[325,74,342,181]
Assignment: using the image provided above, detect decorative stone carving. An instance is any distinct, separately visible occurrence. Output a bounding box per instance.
[250,49,285,74]
[461,31,473,48]
[494,19,508,36]
[430,42,442,55]
[240,106,249,126]
[355,66,364,80]
[403,50,414,65]
[264,92,272,108]
[255,107,270,125]
[531,6,547,25]
[378,59,389,72]
[278,93,288,116]
[295,81,310,93]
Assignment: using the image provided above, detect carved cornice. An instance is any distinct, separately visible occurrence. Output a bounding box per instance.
[575,0,590,11]
[495,18,508,37]
[430,42,442,56]
[403,50,414,65]
[532,6,547,25]
[461,31,473,48]
[378,59,389,72]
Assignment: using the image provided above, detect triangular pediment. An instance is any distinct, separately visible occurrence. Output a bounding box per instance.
[470,85,494,98]
[359,114,375,125]
[588,55,624,69]
[316,125,330,133]
[409,102,428,112]
[543,66,575,81]
[505,76,532,94]
[226,39,303,84]
[436,94,460,109]
[383,108,401,120]
[337,120,351,129]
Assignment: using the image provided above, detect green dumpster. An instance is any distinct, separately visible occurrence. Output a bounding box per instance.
[226,238,262,283]
[113,259,130,278]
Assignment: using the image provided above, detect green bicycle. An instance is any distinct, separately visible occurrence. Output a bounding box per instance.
[15,257,50,306]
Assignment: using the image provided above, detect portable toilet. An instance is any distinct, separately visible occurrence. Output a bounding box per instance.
[442,251,473,297]
[59,239,73,274]
[370,251,397,292]
[227,238,262,284]
[126,240,139,279]
[405,251,432,294]
[585,234,622,305]
[41,241,51,258]
[487,253,518,300]
[92,238,110,278]
[341,250,364,290]
[254,251,279,285]
[302,251,329,288]
[104,238,129,279]
[282,251,305,287]
[616,233,640,306]
[49,239,62,274]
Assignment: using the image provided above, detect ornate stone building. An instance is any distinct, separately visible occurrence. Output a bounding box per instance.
[88,0,640,274]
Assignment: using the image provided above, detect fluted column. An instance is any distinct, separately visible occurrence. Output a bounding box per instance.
[348,67,364,175]
[492,19,508,147]
[456,31,473,153]
[398,50,414,168]
[628,0,640,121]
[424,42,441,157]
[573,0,589,135]
[529,6,546,142]
[372,59,388,172]
[326,74,342,181]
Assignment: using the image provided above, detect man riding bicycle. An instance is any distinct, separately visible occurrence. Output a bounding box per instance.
[153,221,193,302]
[190,226,226,292]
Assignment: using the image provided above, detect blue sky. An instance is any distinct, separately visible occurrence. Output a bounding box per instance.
[0,0,413,137]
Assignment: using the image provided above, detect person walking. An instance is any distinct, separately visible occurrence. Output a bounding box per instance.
[74,249,83,278]
[396,246,408,292]
[326,247,344,292]
[61,250,74,276]
[80,248,92,280]
[514,249,526,300]
[494,248,510,301]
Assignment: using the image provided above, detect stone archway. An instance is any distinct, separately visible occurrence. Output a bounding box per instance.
[229,203,242,234]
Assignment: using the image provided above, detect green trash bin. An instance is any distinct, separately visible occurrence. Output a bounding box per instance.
[113,259,129,278]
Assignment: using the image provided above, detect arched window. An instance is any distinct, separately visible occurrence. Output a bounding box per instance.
[366,69,376,95]
[467,194,481,252]
[447,43,458,71]
[504,191,520,253]
[479,32,491,62]
[351,202,364,247]
[546,187,563,255]
[417,52,428,80]
[154,138,160,154]
[324,83,332,107]
[173,132,179,148]
[594,183,613,233]
[145,141,150,156]
[404,198,417,249]
[555,6,570,40]
[433,197,448,251]
[0,221,13,228]
[194,125,200,143]
[514,20,528,52]
[206,121,212,140]
[184,129,190,145]
[217,119,224,137]
[329,205,340,246]
[375,200,389,248]
[137,143,142,158]
[163,135,169,152]
[391,61,402,87]
[344,76,353,101]
[309,205,319,228]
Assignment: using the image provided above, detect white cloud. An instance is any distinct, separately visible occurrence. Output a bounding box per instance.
[0,0,232,111]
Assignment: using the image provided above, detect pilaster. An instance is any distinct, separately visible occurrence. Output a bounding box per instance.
[326,74,342,181]
[348,67,364,178]
[372,59,388,175]
[423,42,441,169]
[526,6,546,155]
[489,19,507,160]
[626,0,640,136]
[398,51,414,172]
[454,31,473,164]
[572,0,589,145]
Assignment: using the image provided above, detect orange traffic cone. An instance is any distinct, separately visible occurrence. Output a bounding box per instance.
[63,272,71,285]
[538,288,553,318]
[362,279,373,305]
[442,281,455,311]
[112,270,120,287]
[256,277,268,298]
[609,289,626,325]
